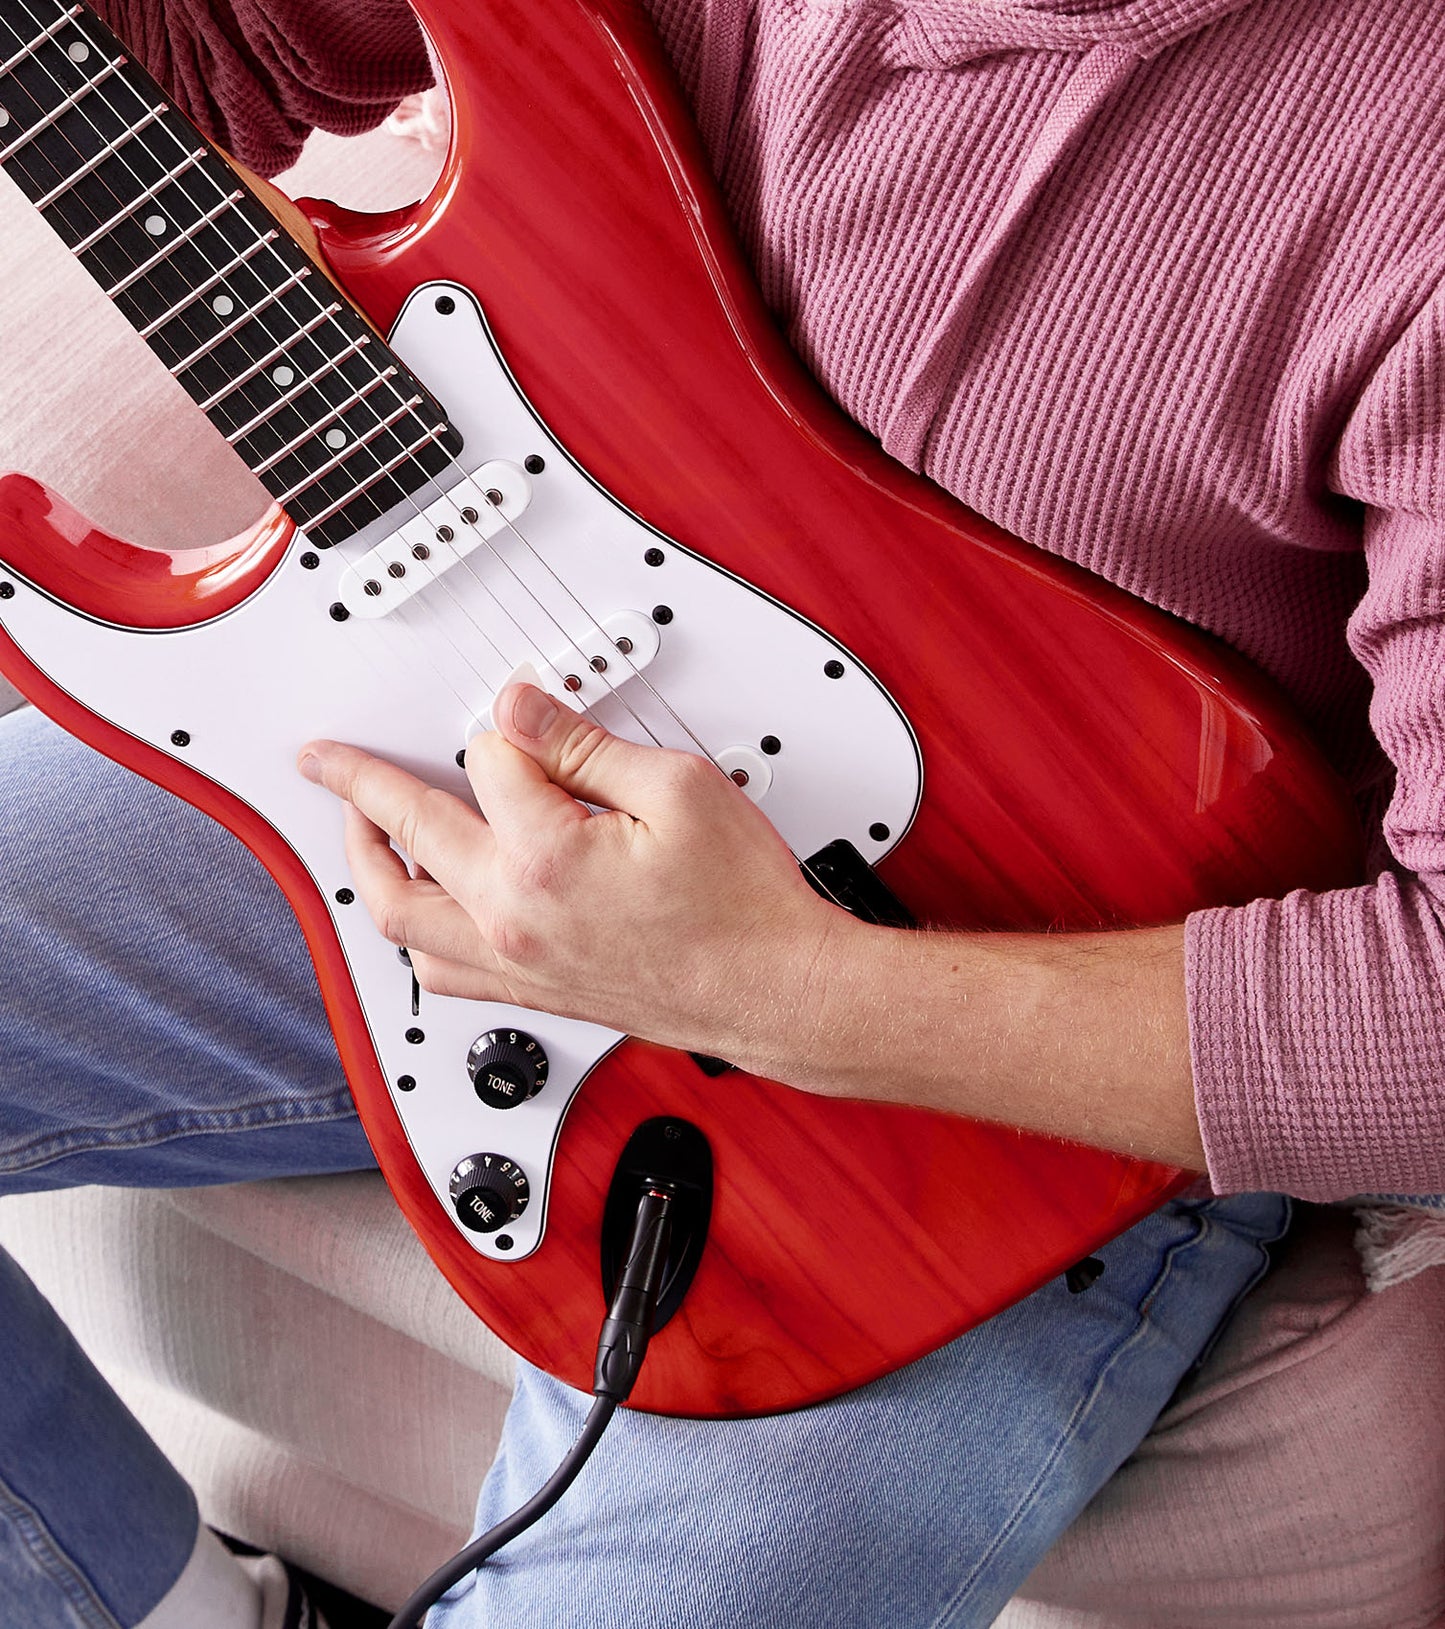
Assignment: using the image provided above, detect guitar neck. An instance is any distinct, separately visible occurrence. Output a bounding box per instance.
[0,0,461,547]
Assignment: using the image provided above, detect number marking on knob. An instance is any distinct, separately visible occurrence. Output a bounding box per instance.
[467,1029,549,1110]
[449,1152,530,1233]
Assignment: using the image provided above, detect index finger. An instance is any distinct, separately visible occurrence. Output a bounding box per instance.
[299,740,492,897]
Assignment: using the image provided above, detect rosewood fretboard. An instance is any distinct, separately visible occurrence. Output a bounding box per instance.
[0,0,462,547]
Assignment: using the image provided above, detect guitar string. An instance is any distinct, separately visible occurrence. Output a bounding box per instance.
[2,0,723,778]
[1,1,848,912]
[0,0,655,754]
[0,0,532,734]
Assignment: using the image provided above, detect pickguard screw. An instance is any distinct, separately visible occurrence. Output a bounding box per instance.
[824,659,845,679]
[589,655,608,673]
[0,582,13,600]
[455,748,467,768]
[435,294,455,315]
[524,454,546,475]
[299,551,319,570]
[460,506,479,525]
[335,887,355,905]
[485,488,503,507]
[614,635,634,655]
[363,579,382,597]
[869,822,891,842]
[761,735,781,755]
[170,729,190,748]
[563,673,583,692]
[387,561,406,578]
[396,1074,417,1092]
[436,524,454,543]
[495,1233,515,1250]
[644,548,664,567]
[405,1026,425,1045]
[730,768,750,787]
[652,605,674,624]
[412,542,431,561]
[329,602,350,622]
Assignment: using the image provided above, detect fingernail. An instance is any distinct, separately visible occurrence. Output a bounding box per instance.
[298,751,322,783]
[511,685,558,739]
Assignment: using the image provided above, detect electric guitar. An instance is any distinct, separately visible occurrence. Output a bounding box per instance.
[0,0,1361,1417]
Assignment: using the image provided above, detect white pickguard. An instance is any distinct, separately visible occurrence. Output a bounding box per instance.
[0,281,922,1260]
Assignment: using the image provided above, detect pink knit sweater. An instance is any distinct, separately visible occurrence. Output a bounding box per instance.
[94,0,1445,1204]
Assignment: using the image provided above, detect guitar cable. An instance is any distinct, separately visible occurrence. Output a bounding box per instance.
[386,1183,678,1629]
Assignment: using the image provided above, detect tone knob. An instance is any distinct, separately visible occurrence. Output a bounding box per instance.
[467,1028,549,1110]
[448,1153,530,1234]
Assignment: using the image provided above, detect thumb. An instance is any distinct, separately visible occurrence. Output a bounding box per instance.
[494,682,677,813]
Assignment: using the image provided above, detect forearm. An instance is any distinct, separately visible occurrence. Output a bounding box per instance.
[306,690,1209,1170]
[750,917,1204,1170]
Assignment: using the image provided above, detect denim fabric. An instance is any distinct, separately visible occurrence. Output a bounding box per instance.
[0,709,1290,1626]
[0,709,373,1626]
[449,1192,1288,1629]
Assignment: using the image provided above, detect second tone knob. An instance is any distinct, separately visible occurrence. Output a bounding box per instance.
[449,1153,529,1233]
[467,1028,549,1110]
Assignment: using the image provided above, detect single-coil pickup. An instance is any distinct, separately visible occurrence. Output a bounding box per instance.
[529,610,664,707]
[476,613,665,739]
[335,461,532,619]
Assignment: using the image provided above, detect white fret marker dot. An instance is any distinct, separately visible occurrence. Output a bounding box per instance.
[325,428,348,449]
[67,41,90,63]
[272,366,295,387]
[212,295,235,316]
[144,215,167,236]
[0,109,10,129]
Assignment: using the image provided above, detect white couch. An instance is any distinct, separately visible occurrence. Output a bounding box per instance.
[0,1178,511,1610]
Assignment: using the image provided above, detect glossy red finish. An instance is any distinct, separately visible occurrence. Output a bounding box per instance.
[0,0,1364,1416]
[0,474,293,626]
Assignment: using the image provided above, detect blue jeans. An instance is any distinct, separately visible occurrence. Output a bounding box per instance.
[0,708,1290,1628]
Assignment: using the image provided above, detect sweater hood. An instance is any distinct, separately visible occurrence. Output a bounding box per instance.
[895,0,1260,67]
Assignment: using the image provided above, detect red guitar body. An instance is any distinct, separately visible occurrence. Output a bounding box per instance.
[0,0,1360,1417]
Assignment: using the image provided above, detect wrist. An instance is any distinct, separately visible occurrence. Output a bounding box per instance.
[733,909,929,1099]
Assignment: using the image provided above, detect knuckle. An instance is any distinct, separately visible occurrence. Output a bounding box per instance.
[663,749,715,797]
[554,719,612,784]
[507,840,559,898]
[410,952,450,997]
[372,895,411,947]
[480,902,541,967]
[395,786,446,858]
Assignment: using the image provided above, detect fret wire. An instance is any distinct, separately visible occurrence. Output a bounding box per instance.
[137,229,279,337]
[301,424,452,529]
[0,1,459,544]
[100,189,243,296]
[251,367,399,474]
[1,9,694,771]
[0,16,593,755]
[194,301,342,411]
[0,54,123,161]
[68,143,205,249]
[33,99,165,208]
[0,2,80,75]
[223,333,372,443]
[165,264,311,376]
[276,395,427,505]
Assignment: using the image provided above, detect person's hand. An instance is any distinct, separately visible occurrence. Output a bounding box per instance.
[298,682,850,1074]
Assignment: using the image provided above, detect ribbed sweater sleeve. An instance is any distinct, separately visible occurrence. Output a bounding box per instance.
[88,0,431,176]
[1189,281,1445,1200]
